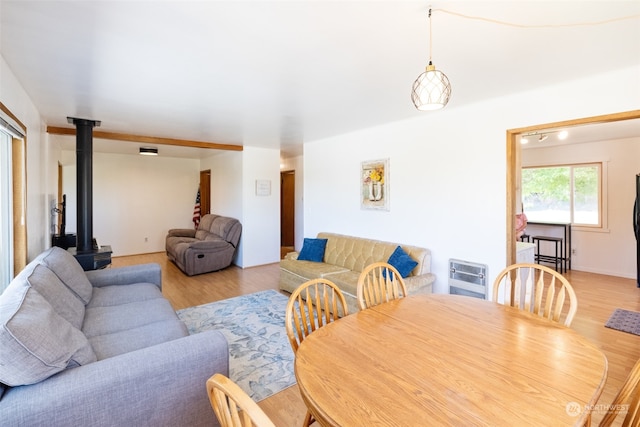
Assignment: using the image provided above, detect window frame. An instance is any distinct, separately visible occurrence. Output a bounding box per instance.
[522,161,607,230]
[0,102,27,291]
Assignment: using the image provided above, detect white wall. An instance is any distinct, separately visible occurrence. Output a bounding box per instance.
[201,150,244,265]
[303,66,640,294]
[59,143,281,267]
[200,147,281,268]
[61,150,200,256]
[0,55,54,261]
[240,147,281,267]
[523,136,640,278]
[280,154,304,251]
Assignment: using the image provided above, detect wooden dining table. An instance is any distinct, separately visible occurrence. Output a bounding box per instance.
[294,294,608,426]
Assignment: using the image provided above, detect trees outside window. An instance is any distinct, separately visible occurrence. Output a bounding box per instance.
[522,163,601,226]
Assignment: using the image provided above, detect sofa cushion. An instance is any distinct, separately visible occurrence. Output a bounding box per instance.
[297,238,328,262]
[0,279,96,386]
[319,233,397,273]
[26,264,85,329]
[168,236,198,246]
[387,246,419,278]
[88,319,188,360]
[280,258,350,278]
[194,230,210,240]
[317,232,431,276]
[324,269,360,294]
[83,297,179,340]
[82,283,185,359]
[209,216,239,242]
[39,247,93,304]
[197,213,218,232]
[87,282,166,308]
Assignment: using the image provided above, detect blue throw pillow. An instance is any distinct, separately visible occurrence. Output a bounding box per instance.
[387,246,418,278]
[297,238,328,262]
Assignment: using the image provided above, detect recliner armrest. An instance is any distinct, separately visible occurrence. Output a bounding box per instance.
[167,228,196,238]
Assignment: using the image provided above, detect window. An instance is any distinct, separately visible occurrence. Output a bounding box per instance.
[0,109,26,293]
[0,128,13,291]
[522,163,602,227]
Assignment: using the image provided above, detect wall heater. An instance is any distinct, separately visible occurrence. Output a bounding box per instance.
[448,259,489,299]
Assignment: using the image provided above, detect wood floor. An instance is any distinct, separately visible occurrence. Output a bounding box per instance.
[112,253,640,426]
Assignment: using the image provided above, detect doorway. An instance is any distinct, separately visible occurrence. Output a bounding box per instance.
[199,169,211,215]
[57,162,63,234]
[281,170,295,258]
[506,110,640,266]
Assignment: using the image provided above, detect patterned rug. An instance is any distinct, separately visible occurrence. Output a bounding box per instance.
[605,308,640,336]
[176,290,295,402]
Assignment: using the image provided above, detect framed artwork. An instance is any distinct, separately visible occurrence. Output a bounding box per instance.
[361,158,389,210]
[255,179,271,196]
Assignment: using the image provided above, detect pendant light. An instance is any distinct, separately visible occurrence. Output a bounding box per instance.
[411,8,452,111]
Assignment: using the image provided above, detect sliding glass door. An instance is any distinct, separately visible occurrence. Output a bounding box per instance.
[0,128,13,292]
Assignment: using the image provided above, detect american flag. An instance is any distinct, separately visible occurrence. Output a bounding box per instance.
[192,188,201,229]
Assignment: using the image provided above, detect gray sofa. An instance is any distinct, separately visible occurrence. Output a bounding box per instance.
[166,214,242,276]
[0,246,228,427]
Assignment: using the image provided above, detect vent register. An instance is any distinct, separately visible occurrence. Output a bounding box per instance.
[448,259,488,299]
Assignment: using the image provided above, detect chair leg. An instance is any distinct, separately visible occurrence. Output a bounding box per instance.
[303,409,315,426]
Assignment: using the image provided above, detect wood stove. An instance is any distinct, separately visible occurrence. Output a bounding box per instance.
[66,116,112,270]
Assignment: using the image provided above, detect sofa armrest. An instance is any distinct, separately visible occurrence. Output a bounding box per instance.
[85,263,162,288]
[284,251,299,260]
[0,331,228,427]
[404,273,436,294]
[167,228,196,238]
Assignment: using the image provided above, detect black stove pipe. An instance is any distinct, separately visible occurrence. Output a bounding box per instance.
[67,117,101,253]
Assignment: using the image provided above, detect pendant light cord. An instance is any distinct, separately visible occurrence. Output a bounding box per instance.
[432,8,640,29]
[428,8,433,64]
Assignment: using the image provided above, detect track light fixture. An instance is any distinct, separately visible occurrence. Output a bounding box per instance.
[520,130,569,145]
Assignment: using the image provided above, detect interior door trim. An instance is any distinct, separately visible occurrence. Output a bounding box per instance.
[506,109,640,266]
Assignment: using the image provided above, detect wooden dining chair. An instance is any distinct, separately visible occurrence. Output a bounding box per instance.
[492,263,578,327]
[206,373,276,427]
[285,278,350,353]
[356,262,408,310]
[285,278,349,426]
[598,357,640,427]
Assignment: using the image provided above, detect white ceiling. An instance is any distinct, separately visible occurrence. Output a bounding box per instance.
[2,1,639,158]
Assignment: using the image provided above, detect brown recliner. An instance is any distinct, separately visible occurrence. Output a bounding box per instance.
[166,214,242,276]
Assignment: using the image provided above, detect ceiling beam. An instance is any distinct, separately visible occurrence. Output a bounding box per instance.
[46,126,243,151]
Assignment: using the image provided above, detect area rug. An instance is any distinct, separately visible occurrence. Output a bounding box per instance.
[176,290,295,402]
[605,308,640,336]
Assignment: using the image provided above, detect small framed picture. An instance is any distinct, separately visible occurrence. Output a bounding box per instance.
[255,179,271,196]
[361,158,389,210]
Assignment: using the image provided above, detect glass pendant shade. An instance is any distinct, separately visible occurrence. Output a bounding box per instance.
[411,62,452,111]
